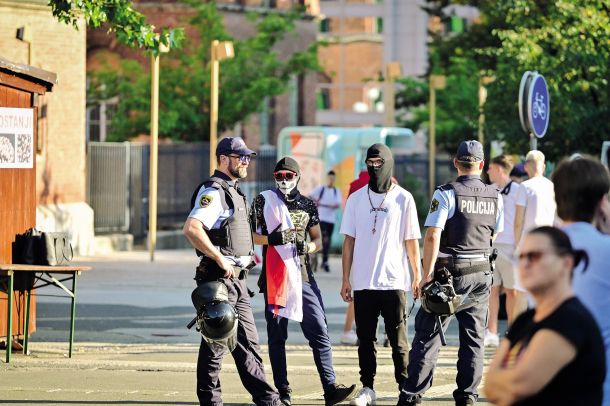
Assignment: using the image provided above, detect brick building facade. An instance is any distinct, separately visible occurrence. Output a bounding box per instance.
[0,0,94,255]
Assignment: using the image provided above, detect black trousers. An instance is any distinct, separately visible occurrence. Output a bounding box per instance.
[195,273,279,406]
[319,221,335,264]
[354,289,409,390]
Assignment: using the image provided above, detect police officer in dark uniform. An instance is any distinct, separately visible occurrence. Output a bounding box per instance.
[398,140,504,406]
[250,157,356,406]
[183,136,280,406]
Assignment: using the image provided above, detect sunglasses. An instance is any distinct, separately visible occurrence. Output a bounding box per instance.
[274,171,297,181]
[518,250,556,263]
[366,158,385,168]
[228,154,251,164]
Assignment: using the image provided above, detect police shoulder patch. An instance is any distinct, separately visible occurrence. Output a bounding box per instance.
[199,194,214,208]
[429,198,439,213]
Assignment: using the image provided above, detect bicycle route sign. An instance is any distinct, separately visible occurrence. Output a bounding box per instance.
[518,71,550,138]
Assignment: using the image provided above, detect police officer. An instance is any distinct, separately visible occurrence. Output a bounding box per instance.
[250,157,356,406]
[183,136,280,406]
[398,140,504,406]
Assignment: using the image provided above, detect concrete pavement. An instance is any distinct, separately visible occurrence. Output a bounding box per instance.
[0,250,501,405]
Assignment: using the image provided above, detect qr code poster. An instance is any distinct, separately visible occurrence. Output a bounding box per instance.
[0,108,34,169]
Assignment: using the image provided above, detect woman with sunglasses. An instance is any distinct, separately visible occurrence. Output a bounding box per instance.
[484,226,605,406]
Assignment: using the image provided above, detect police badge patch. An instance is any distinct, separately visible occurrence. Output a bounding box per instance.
[429,198,439,213]
[200,195,213,208]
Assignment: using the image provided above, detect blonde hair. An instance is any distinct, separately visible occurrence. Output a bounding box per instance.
[525,150,545,164]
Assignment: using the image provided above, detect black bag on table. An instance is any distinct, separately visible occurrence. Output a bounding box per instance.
[13,228,73,266]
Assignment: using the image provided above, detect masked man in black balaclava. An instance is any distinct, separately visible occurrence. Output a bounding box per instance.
[250,156,357,406]
[366,143,394,194]
[339,144,423,406]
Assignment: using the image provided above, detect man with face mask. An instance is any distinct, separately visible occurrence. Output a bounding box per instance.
[183,137,280,406]
[251,157,356,406]
[340,144,423,406]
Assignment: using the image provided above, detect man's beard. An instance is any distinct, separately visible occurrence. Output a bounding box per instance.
[229,161,247,179]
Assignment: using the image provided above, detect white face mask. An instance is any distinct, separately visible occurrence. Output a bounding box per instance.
[276,177,298,196]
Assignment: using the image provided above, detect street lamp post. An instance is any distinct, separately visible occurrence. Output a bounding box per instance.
[148,37,170,262]
[209,40,234,174]
[383,62,402,127]
[428,74,446,198]
[478,74,496,147]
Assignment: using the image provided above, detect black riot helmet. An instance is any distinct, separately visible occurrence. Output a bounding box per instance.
[198,301,238,341]
[420,268,462,316]
[191,281,238,342]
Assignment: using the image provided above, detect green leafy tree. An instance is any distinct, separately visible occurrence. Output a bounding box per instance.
[49,0,184,52]
[88,1,321,141]
[399,0,610,161]
[396,57,479,154]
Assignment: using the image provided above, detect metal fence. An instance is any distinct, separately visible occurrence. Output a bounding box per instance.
[87,143,452,239]
[88,142,210,238]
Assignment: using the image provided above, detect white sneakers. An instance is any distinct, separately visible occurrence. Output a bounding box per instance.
[340,330,358,345]
[350,387,376,406]
[484,329,500,347]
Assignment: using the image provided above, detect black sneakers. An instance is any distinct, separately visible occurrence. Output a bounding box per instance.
[455,399,475,406]
[279,388,292,406]
[324,383,357,406]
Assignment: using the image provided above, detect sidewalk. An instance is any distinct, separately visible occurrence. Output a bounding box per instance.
[0,250,498,405]
[1,342,495,405]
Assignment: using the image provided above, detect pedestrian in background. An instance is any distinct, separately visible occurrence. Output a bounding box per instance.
[251,157,356,406]
[552,155,610,404]
[341,143,422,406]
[484,226,605,406]
[485,155,528,347]
[183,137,280,406]
[311,170,343,273]
[399,140,503,406]
[514,150,556,247]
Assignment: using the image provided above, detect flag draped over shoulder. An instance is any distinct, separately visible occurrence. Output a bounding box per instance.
[260,190,303,322]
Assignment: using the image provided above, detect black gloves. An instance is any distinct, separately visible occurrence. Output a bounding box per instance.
[267,225,295,246]
[296,239,310,255]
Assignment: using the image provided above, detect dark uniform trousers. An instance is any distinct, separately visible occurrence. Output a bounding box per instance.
[265,276,336,392]
[353,289,409,390]
[196,274,279,406]
[400,261,492,404]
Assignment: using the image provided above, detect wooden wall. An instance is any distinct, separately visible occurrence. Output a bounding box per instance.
[0,77,38,339]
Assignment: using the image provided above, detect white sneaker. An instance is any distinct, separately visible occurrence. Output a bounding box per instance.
[350,387,376,406]
[484,330,499,347]
[340,330,358,345]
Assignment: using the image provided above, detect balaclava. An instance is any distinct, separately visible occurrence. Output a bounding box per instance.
[274,157,301,201]
[366,143,394,193]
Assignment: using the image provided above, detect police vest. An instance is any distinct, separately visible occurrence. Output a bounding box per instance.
[190,176,254,257]
[439,175,498,257]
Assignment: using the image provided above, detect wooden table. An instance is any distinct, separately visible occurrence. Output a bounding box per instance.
[0,264,92,363]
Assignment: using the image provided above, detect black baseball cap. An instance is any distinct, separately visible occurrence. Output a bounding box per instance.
[456,140,484,162]
[274,156,300,176]
[216,137,257,157]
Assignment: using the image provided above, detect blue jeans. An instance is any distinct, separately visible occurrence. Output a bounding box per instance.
[265,277,336,392]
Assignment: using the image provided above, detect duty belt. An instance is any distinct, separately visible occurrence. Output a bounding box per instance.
[436,257,490,276]
[197,261,249,281]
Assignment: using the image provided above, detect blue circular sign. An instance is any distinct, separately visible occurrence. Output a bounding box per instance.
[527,74,550,138]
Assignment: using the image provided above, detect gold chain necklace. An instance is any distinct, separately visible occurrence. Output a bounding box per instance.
[367,186,389,234]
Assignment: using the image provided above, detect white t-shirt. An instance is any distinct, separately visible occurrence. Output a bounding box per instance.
[494,181,525,245]
[516,176,556,235]
[310,185,343,224]
[340,185,421,291]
